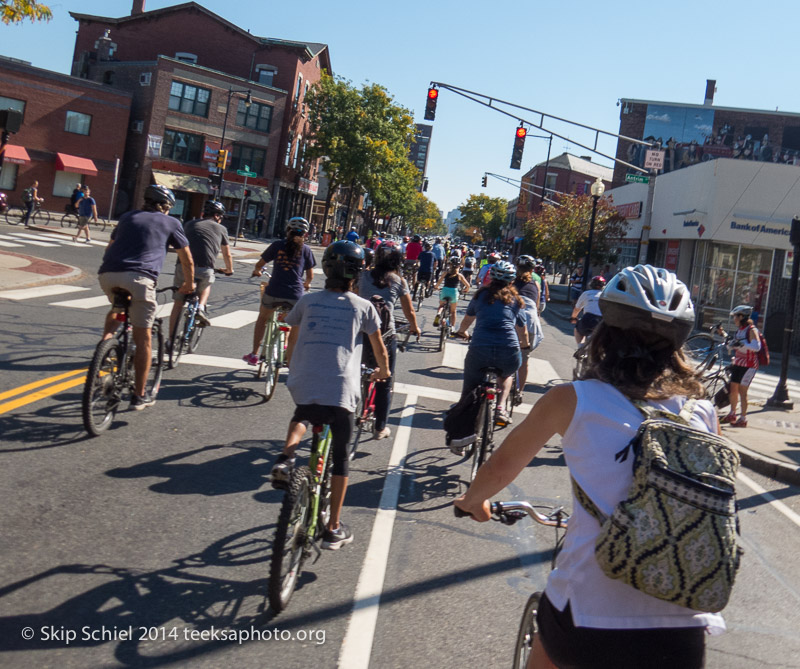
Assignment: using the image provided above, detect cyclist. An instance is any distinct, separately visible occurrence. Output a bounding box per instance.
[243,217,315,366]
[721,304,762,427]
[358,244,421,439]
[453,261,530,427]
[461,249,477,286]
[168,200,233,337]
[534,262,550,312]
[455,265,720,669]
[97,184,194,409]
[433,256,471,330]
[363,245,375,270]
[513,255,543,393]
[476,252,500,287]
[346,226,360,243]
[271,241,390,549]
[569,265,585,303]
[415,241,436,298]
[21,180,43,226]
[402,233,423,284]
[571,275,605,344]
[432,237,446,282]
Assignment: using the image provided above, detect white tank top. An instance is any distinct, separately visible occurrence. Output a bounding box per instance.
[545,379,726,632]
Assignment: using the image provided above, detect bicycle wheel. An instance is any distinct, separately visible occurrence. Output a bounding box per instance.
[96,217,108,232]
[349,379,373,460]
[268,466,313,613]
[256,321,272,379]
[469,399,491,483]
[684,334,715,370]
[187,314,204,353]
[146,320,165,398]
[32,208,51,226]
[60,213,78,228]
[262,328,281,401]
[168,308,188,369]
[703,369,728,402]
[512,592,542,669]
[438,319,447,352]
[5,206,25,225]
[82,338,124,436]
[416,288,424,312]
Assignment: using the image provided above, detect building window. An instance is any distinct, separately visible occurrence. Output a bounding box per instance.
[168,81,210,117]
[294,74,303,107]
[103,71,114,85]
[139,72,152,86]
[544,172,558,199]
[231,145,266,175]
[0,96,25,117]
[53,171,82,197]
[161,129,204,164]
[293,135,302,169]
[65,110,92,135]
[255,65,277,87]
[0,162,17,190]
[175,52,198,64]
[609,239,638,268]
[285,137,293,166]
[236,99,272,132]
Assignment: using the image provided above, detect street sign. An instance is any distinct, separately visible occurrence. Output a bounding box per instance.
[644,149,665,170]
[625,173,650,184]
[236,169,257,177]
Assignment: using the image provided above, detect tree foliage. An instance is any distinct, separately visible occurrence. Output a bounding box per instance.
[405,193,445,235]
[1,0,51,23]
[523,193,629,266]
[454,194,508,244]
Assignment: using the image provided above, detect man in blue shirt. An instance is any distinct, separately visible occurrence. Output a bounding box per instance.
[414,241,436,299]
[73,185,98,243]
[346,227,360,243]
[432,237,445,282]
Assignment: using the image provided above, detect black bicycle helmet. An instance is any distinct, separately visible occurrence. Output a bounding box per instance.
[412,234,422,243]
[599,264,695,348]
[423,241,432,251]
[144,184,176,207]
[286,216,309,235]
[363,246,375,267]
[322,240,364,280]
[448,256,461,266]
[516,255,536,271]
[376,241,403,264]
[203,200,226,216]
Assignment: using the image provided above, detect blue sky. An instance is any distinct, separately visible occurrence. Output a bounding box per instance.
[4,0,800,217]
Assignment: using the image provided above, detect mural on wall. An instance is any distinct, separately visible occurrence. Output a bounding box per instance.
[626,104,800,176]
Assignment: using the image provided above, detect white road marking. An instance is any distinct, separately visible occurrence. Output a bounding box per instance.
[49,295,110,309]
[339,395,418,669]
[737,471,800,529]
[0,285,89,300]
[207,310,259,329]
[2,237,59,247]
[88,240,107,246]
[235,258,258,264]
[179,353,253,370]
[0,240,24,247]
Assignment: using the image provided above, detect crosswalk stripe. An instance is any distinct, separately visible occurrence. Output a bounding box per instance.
[180,353,253,370]
[49,295,111,309]
[236,258,258,264]
[0,240,24,247]
[207,309,259,329]
[1,237,59,247]
[0,285,89,300]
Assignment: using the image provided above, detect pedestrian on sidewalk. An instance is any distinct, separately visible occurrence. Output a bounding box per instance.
[22,180,42,226]
[69,183,83,214]
[721,305,762,428]
[73,185,98,243]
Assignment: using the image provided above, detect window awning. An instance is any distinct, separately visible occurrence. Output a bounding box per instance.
[153,170,271,203]
[3,144,30,165]
[56,152,98,176]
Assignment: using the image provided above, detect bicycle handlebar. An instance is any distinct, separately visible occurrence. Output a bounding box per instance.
[454,500,569,528]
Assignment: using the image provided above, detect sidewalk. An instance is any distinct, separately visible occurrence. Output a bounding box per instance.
[0,249,83,291]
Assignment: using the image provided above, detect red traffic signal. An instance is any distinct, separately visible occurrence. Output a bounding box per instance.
[510,125,527,169]
[516,126,527,139]
[424,86,438,121]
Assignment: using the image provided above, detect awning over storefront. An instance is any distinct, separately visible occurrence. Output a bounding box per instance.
[3,144,30,165]
[55,152,98,176]
[153,170,270,203]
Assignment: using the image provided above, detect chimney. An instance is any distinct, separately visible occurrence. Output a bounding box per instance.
[131,0,146,15]
[94,29,117,61]
[704,79,716,106]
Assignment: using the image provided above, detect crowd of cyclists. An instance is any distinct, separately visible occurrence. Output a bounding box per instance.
[91,185,757,667]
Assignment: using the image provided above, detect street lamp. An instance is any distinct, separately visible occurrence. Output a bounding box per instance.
[582,177,605,292]
[216,88,252,200]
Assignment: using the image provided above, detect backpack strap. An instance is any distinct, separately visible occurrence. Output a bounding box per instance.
[571,476,608,525]
[631,398,696,425]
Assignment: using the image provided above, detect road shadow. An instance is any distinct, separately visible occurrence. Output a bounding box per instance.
[409,366,463,382]
[157,369,267,409]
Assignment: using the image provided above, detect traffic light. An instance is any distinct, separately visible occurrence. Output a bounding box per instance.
[243,188,252,198]
[481,175,487,188]
[424,87,438,121]
[216,149,228,170]
[510,126,526,170]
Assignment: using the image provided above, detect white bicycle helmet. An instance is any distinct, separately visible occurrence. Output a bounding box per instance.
[489,260,516,284]
[599,264,695,348]
[286,216,309,235]
[730,304,753,318]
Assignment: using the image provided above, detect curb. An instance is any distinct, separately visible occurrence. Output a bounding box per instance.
[0,250,85,291]
[733,442,800,486]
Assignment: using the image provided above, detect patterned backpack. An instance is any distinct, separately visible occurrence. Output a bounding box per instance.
[572,399,743,612]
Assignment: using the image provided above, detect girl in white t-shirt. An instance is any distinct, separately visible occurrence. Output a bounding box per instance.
[456,265,723,669]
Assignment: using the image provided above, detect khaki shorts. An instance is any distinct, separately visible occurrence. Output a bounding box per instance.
[261,292,297,310]
[77,215,91,229]
[174,263,213,297]
[98,271,157,328]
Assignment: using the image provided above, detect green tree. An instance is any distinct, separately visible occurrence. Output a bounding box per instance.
[1,0,51,23]
[454,194,507,245]
[405,193,444,235]
[523,193,629,267]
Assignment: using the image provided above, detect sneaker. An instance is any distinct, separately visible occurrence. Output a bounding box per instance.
[720,413,737,424]
[243,352,259,366]
[321,522,354,550]
[196,308,211,327]
[732,417,748,428]
[374,427,391,440]
[433,314,441,327]
[495,408,512,427]
[130,392,156,411]
[271,453,295,489]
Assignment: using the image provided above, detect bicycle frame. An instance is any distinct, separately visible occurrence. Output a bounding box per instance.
[306,424,333,545]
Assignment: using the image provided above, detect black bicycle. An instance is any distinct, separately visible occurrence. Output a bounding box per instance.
[168,292,204,369]
[437,296,453,352]
[82,287,169,436]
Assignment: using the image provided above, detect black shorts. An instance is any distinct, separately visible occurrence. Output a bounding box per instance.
[290,404,353,477]
[417,271,432,283]
[729,364,757,387]
[537,592,706,669]
[576,313,602,337]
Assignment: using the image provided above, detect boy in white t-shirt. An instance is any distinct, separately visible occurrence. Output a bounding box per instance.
[570,275,606,344]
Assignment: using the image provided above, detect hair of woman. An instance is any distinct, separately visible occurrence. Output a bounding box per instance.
[474,280,523,307]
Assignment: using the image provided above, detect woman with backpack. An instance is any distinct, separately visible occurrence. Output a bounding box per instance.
[455,265,725,669]
[721,304,762,428]
[358,243,420,440]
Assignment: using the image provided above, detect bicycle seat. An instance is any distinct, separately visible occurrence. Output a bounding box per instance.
[480,366,503,378]
[111,289,132,308]
[273,302,295,311]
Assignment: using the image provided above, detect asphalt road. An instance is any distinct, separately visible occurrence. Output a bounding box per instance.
[1,226,799,668]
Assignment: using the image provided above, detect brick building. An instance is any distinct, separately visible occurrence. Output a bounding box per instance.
[69,1,331,233]
[0,55,131,216]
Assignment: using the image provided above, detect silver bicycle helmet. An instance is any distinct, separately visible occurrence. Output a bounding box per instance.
[489,260,516,284]
[599,264,695,348]
[730,304,753,318]
[515,255,535,271]
[286,216,309,235]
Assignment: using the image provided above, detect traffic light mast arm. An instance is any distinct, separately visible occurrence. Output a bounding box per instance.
[429,81,652,174]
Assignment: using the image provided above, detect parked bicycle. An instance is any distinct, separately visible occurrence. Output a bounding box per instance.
[81,287,170,436]
[268,421,334,612]
[454,500,569,669]
[5,200,50,226]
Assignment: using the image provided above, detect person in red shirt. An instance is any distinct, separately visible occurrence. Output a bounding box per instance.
[405,234,423,261]
[721,305,762,428]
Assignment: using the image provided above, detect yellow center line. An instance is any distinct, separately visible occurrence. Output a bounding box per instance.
[0,375,87,415]
[0,368,87,402]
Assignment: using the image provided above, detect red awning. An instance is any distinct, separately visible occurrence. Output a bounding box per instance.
[3,144,30,165]
[55,152,98,176]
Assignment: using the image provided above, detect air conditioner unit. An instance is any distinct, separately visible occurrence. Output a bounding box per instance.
[132,120,144,133]
[139,72,152,86]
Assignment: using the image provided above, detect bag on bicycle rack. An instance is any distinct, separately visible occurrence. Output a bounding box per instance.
[362,294,394,367]
[443,386,481,449]
[571,399,743,613]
